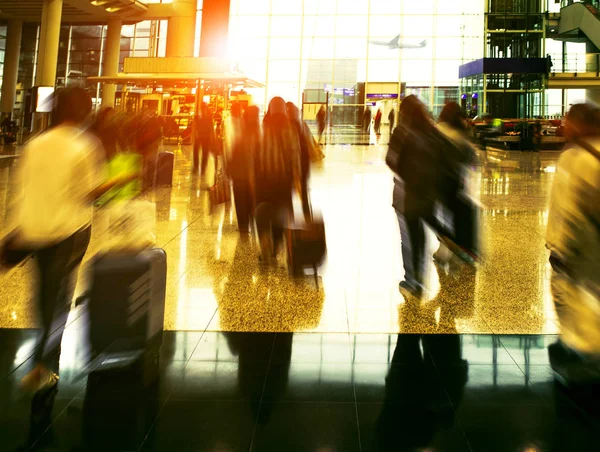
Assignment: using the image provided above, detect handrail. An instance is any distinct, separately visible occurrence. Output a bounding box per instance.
[547,53,600,73]
[561,0,600,9]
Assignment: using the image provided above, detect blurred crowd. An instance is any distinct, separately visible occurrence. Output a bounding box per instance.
[2,84,600,396]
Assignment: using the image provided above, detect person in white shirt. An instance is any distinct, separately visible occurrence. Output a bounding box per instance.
[547,103,600,361]
[7,87,134,393]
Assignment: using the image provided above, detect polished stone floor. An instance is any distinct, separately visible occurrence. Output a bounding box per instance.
[1,143,562,334]
[2,141,599,451]
[1,327,599,451]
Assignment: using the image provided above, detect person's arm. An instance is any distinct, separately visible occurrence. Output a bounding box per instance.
[87,172,139,202]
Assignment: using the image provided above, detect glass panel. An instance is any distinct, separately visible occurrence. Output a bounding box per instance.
[367,59,400,81]
[337,0,369,15]
[230,37,269,59]
[234,0,270,15]
[369,16,402,38]
[401,15,434,38]
[370,0,402,15]
[231,16,270,38]
[335,16,368,37]
[268,60,301,82]
[335,38,367,59]
[403,1,435,15]
[271,0,302,15]
[302,38,335,59]
[269,38,302,58]
[270,15,303,37]
[304,0,337,15]
[303,16,336,37]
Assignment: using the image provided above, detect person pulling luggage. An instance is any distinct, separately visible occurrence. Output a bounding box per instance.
[2,87,137,395]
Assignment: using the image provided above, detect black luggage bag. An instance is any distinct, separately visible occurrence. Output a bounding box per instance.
[87,248,167,382]
[451,195,479,257]
[156,151,174,187]
[286,213,327,283]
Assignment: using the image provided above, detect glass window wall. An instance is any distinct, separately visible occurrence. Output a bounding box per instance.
[230,0,485,117]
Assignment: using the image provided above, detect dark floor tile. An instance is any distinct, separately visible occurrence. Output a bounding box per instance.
[168,360,269,401]
[0,328,41,379]
[252,402,360,452]
[498,335,556,366]
[440,363,548,407]
[140,400,256,452]
[457,403,556,452]
[263,362,354,402]
[191,332,275,363]
[353,362,452,407]
[357,402,472,452]
[0,391,76,452]
[160,331,204,363]
[453,334,517,365]
[271,333,352,364]
[349,334,398,364]
[524,365,558,404]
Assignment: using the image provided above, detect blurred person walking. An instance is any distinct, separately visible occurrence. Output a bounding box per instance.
[229,105,260,235]
[2,87,135,394]
[388,108,396,136]
[374,108,383,135]
[546,103,600,375]
[193,102,215,180]
[317,105,326,143]
[135,110,164,192]
[90,107,121,162]
[254,97,301,264]
[287,102,313,219]
[435,102,479,264]
[363,107,372,134]
[386,95,450,296]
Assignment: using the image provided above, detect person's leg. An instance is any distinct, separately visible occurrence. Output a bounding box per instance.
[192,140,200,171]
[255,202,274,261]
[145,148,159,192]
[406,215,426,288]
[233,181,250,233]
[31,228,90,377]
[200,140,210,176]
[396,211,417,289]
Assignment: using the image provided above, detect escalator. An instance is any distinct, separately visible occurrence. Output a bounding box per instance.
[559,1,600,50]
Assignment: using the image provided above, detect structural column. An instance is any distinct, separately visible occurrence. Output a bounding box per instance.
[35,0,63,87]
[0,20,23,119]
[585,41,600,105]
[199,0,230,57]
[166,0,197,57]
[102,19,122,108]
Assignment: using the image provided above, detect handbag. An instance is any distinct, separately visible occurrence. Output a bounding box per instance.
[209,169,232,211]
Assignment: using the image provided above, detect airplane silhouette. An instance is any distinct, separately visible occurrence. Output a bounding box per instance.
[369,35,427,49]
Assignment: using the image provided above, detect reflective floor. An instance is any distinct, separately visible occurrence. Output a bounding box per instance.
[1,327,599,451]
[2,142,599,451]
[1,144,562,334]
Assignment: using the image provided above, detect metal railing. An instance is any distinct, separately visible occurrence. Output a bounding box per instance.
[561,0,600,9]
[547,53,600,73]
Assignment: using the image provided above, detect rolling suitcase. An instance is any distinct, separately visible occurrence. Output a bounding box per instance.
[87,248,167,384]
[155,151,174,187]
[452,195,479,257]
[286,213,327,284]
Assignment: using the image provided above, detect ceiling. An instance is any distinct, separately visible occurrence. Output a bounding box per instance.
[0,0,150,24]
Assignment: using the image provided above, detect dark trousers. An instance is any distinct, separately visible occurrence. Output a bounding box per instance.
[34,227,91,373]
[397,212,426,287]
[255,200,291,257]
[232,180,253,233]
[142,148,158,192]
[193,139,213,175]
